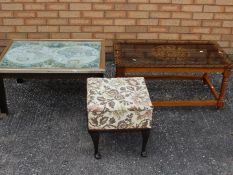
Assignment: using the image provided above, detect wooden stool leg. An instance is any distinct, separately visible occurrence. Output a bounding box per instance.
[17,78,24,83]
[141,129,150,157]
[89,131,101,159]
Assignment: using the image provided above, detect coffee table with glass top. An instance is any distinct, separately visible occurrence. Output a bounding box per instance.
[0,39,105,114]
[114,41,232,108]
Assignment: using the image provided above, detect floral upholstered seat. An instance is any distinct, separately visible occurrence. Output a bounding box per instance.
[87,77,153,130]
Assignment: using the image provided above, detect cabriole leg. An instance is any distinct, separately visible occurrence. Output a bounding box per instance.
[141,129,150,157]
[89,131,101,159]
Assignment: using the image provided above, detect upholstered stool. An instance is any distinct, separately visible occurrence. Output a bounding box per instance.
[87,77,153,159]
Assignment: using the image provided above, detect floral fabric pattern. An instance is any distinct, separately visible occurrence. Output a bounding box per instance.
[87,77,153,130]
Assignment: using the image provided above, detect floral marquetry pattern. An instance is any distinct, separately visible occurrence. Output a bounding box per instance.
[87,77,153,130]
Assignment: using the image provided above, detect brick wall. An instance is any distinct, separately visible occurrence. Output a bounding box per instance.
[0,0,233,53]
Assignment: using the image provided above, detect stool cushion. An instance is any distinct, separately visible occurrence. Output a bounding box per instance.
[87,77,153,130]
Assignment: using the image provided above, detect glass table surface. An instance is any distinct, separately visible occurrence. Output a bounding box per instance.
[0,40,104,73]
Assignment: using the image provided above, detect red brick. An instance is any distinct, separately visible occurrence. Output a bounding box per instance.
[69,19,91,25]
[92,19,113,25]
[105,0,126,2]
[182,5,203,12]
[172,12,192,19]
[71,33,93,39]
[225,6,233,12]
[25,18,46,25]
[38,26,59,32]
[47,3,68,10]
[181,34,200,40]
[216,0,233,5]
[221,35,233,41]
[0,26,15,32]
[24,3,45,10]
[115,19,136,25]
[14,11,36,17]
[204,5,224,12]
[7,33,27,39]
[82,26,103,32]
[47,19,68,25]
[115,4,137,10]
[212,28,231,34]
[105,11,126,18]
[150,12,171,18]
[214,13,233,20]
[202,20,221,27]
[104,26,125,32]
[137,33,158,39]
[37,11,58,17]
[51,33,70,39]
[0,11,13,17]
[1,3,23,10]
[128,11,149,18]
[160,4,180,11]
[159,19,180,26]
[28,33,49,39]
[116,33,136,39]
[93,4,113,10]
[172,0,193,4]
[70,3,92,10]
[126,26,147,32]
[194,0,214,4]
[59,11,80,18]
[191,27,210,33]
[16,26,37,32]
[193,13,213,19]
[138,4,158,10]
[60,26,81,32]
[159,33,179,40]
[201,34,221,40]
[128,0,148,2]
[137,19,158,25]
[94,33,115,39]
[223,21,233,27]
[150,0,170,3]
[169,26,190,33]
[82,11,104,18]
[148,26,168,32]
[36,0,58,2]
[3,18,24,25]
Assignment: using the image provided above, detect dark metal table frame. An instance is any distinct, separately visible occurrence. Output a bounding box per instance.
[0,39,105,115]
[114,41,233,108]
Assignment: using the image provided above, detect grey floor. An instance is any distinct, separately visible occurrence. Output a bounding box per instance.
[0,55,233,175]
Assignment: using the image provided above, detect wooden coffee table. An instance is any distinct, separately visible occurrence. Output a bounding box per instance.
[0,39,105,115]
[114,41,232,108]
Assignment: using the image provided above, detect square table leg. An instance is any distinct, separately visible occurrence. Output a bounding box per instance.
[0,77,8,115]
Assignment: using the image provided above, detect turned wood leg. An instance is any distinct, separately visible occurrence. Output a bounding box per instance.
[89,131,101,159]
[17,78,24,83]
[202,73,208,85]
[217,69,231,109]
[0,77,8,115]
[141,129,150,157]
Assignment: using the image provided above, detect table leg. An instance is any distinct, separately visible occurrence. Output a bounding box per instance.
[0,77,8,115]
[89,131,101,159]
[217,69,231,109]
[17,78,24,83]
[141,129,150,157]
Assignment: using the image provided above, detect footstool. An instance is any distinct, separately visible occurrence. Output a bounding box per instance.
[87,77,153,159]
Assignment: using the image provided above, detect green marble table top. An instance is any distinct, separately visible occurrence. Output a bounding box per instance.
[0,40,104,73]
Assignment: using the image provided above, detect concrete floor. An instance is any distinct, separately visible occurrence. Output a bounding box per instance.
[0,55,233,175]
